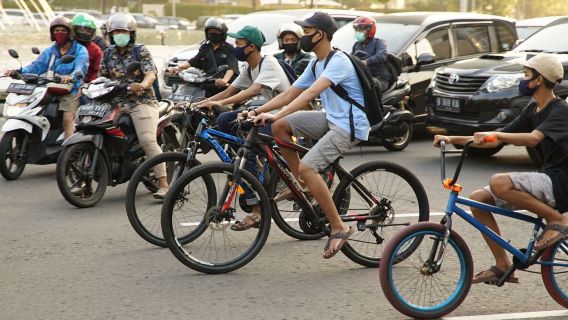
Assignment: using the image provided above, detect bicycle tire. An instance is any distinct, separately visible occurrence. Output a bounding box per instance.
[332,160,429,267]
[541,240,568,308]
[161,162,271,274]
[379,222,473,319]
[125,152,212,247]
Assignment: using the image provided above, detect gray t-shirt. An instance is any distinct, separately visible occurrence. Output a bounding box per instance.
[232,55,291,100]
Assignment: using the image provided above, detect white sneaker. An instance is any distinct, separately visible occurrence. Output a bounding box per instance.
[153,187,168,200]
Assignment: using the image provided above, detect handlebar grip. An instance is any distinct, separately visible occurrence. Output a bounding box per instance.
[484,135,498,143]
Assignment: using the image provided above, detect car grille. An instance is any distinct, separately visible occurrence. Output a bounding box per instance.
[435,73,489,94]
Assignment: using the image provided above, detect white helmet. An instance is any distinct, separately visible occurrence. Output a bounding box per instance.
[277,23,304,50]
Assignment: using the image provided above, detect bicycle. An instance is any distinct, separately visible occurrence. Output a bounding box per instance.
[160,120,429,274]
[379,139,568,319]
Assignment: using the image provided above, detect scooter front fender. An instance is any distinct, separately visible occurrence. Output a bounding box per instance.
[63,132,104,150]
[1,118,33,135]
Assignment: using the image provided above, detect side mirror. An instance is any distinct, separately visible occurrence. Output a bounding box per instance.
[513,39,524,49]
[31,47,40,55]
[415,53,436,72]
[60,55,75,64]
[74,70,84,80]
[171,57,179,64]
[8,49,19,59]
[126,61,142,76]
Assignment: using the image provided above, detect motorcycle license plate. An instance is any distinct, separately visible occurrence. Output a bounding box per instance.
[169,94,193,103]
[78,103,111,117]
[6,83,37,95]
[435,97,462,113]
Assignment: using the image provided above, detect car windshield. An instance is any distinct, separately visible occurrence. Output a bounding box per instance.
[514,22,568,53]
[226,14,296,46]
[332,21,421,53]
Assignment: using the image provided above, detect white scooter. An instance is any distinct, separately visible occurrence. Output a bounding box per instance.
[0,49,76,180]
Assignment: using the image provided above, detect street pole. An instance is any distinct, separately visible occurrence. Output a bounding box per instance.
[459,0,467,12]
[172,0,176,18]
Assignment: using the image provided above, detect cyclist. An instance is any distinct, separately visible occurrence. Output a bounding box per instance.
[250,12,369,259]
[195,25,292,231]
[274,23,312,76]
[351,16,391,92]
[98,13,168,199]
[434,53,568,284]
[170,17,238,97]
[72,13,102,84]
[4,16,89,140]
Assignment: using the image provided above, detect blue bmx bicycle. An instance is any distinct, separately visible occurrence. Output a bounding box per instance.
[379,139,568,319]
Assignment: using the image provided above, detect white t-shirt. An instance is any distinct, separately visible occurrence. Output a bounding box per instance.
[232,55,291,100]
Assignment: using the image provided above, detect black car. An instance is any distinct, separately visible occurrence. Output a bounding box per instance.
[332,12,517,127]
[427,17,568,158]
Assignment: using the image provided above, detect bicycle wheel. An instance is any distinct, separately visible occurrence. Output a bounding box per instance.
[125,152,210,247]
[379,222,473,319]
[161,162,271,274]
[332,161,429,267]
[541,240,568,308]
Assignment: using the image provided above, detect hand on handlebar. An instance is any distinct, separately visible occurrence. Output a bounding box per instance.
[194,99,221,111]
[60,76,73,84]
[473,132,498,145]
[129,82,147,95]
[252,112,276,126]
[4,69,20,78]
[433,135,451,148]
[214,78,228,88]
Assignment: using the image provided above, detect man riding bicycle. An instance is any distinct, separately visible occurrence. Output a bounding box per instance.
[434,53,568,284]
[251,12,369,259]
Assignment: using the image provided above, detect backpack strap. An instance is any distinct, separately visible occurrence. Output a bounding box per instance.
[311,50,336,78]
[247,56,265,80]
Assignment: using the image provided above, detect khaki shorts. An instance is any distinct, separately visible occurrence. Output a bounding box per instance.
[286,111,360,172]
[58,94,80,114]
[484,172,556,210]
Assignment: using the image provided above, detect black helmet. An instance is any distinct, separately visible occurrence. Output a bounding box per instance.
[204,18,228,42]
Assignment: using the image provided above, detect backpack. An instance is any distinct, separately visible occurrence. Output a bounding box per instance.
[247,56,297,86]
[385,52,402,85]
[103,44,162,100]
[311,50,383,141]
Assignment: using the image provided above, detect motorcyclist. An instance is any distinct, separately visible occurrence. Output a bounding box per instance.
[98,13,168,199]
[351,16,392,92]
[170,17,238,97]
[72,13,102,84]
[273,23,312,76]
[4,16,89,139]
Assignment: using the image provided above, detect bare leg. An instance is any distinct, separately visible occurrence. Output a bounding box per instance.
[271,118,302,179]
[63,111,75,139]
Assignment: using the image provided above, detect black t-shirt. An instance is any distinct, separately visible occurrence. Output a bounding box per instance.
[188,41,239,79]
[501,98,568,212]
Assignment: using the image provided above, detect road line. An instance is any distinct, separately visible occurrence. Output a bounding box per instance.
[444,310,568,320]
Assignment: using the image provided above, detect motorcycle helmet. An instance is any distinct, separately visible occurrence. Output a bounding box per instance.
[107,13,137,45]
[72,13,97,42]
[353,16,377,39]
[50,16,73,42]
[277,23,303,50]
[204,18,228,42]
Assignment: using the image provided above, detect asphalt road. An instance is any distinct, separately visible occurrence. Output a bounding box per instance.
[2,119,567,320]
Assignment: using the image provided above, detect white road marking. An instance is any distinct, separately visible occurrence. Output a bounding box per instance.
[444,310,568,320]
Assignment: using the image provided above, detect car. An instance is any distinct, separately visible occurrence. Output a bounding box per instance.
[331,12,517,127]
[427,17,568,160]
[156,16,193,30]
[516,16,564,41]
[54,11,79,20]
[131,13,158,29]
[1,9,29,25]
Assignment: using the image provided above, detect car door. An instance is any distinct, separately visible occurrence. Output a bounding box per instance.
[401,25,453,125]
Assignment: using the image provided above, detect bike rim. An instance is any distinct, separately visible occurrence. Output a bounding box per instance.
[65,147,102,198]
[550,241,568,300]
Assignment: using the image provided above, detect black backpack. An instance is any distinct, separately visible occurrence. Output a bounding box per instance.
[312,50,383,141]
[103,44,162,100]
[385,52,402,85]
[247,56,297,85]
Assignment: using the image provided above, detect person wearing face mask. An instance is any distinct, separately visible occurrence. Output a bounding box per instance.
[72,13,102,84]
[434,53,568,285]
[351,16,391,93]
[98,13,168,199]
[247,12,369,258]
[4,16,89,139]
[274,23,311,76]
[171,18,238,97]
[195,25,292,231]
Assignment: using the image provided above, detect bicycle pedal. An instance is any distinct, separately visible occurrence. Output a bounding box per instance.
[357,220,366,232]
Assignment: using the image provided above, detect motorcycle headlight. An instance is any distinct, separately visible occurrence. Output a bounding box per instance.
[480,74,523,93]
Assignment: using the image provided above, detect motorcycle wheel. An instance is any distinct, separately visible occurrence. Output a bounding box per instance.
[56,142,109,208]
[0,130,27,180]
[383,121,413,151]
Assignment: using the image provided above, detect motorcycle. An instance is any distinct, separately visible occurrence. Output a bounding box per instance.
[56,61,165,208]
[0,49,76,180]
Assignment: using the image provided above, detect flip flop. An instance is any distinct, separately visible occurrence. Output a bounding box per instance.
[230,215,261,231]
[323,226,354,259]
[534,224,568,252]
[472,266,519,285]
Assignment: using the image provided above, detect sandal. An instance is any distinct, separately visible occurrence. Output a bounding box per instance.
[472,266,519,285]
[230,215,261,231]
[534,223,568,252]
[323,226,354,259]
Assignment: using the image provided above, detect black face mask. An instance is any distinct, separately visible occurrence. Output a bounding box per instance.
[300,31,322,52]
[282,43,298,55]
[207,33,225,44]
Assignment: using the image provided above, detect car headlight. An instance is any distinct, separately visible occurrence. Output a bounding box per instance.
[480,74,523,93]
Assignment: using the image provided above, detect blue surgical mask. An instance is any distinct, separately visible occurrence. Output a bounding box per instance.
[113,34,130,47]
[519,78,537,96]
[354,31,366,42]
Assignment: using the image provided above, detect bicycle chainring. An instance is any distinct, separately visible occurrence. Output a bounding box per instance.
[298,207,323,235]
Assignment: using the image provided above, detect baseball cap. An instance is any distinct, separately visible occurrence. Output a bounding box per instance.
[294,12,338,38]
[522,53,564,83]
[227,26,265,48]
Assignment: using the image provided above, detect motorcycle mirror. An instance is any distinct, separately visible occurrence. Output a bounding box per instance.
[171,57,179,63]
[8,49,19,59]
[217,65,229,73]
[354,50,367,59]
[126,61,142,76]
[60,55,75,64]
[31,47,41,55]
[74,70,84,80]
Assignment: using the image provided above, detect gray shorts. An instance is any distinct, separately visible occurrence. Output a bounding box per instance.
[484,172,556,210]
[285,111,360,172]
